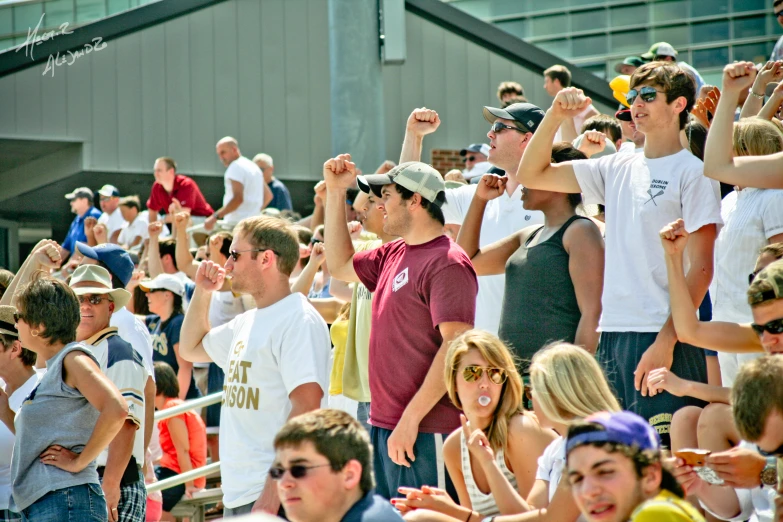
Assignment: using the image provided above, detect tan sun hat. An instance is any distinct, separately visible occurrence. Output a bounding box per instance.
[0,305,18,337]
[69,265,132,310]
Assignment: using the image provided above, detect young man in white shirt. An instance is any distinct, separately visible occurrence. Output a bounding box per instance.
[98,184,127,244]
[517,61,722,448]
[116,196,149,250]
[179,216,330,517]
[205,137,273,231]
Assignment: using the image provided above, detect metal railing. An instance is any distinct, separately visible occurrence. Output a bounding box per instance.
[154,391,223,422]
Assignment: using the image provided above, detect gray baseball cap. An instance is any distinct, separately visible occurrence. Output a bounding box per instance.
[357,161,446,206]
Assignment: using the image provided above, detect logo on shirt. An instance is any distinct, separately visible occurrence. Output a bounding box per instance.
[524,215,531,221]
[392,267,409,292]
[645,179,669,206]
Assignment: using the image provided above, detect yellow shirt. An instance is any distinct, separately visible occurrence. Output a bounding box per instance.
[630,490,705,522]
[328,319,349,395]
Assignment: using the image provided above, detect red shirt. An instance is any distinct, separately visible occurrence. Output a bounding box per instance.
[158,398,208,488]
[147,175,214,217]
[353,235,478,433]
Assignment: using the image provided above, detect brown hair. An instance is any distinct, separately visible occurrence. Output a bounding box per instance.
[119,195,141,211]
[274,409,374,495]
[731,356,783,442]
[16,272,80,347]
[581,114,622,145]
[156,157,177,171]
[551,143,586,209]
[154,361,180,399]
[159,239,178,271]
[630,62,695,130]
[544,65,572,88]
[0,333,37,366]
[497,81,525,101]
[233,216,300,276]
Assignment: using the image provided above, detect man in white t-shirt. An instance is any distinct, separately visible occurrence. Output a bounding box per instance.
[459,143,492,182]
[399,105,544,335]
[517,61,721,448]
[97,184,127,244]
[205,137,273,231]
[116,196,149,250]
[179,216,330,517]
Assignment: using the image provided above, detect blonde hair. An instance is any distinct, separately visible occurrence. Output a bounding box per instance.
[733,118,783,157]
[529,342,620,426]
[445,330,523,451]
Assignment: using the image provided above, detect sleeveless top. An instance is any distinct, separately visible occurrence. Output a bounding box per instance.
[498,215,591,374]
[11,343,102,512]
[460,431,517,516]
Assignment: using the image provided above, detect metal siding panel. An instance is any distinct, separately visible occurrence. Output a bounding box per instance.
[117,33,144,171]
[443,30,470,153]
[14,67,42,136]
[91,42,119,169]
[41,56,68,137]
[0,76,15,134]
[400,13,424,112]
[382,63,403,165]
[236,0,263,163]
[305,0,331,180]
[140,24,167,164]
[213,0,239,152]
[65,46,92,143]
[260,0,287,177]
[419,18,448,159]
[465,41,491,144]
[488,53,513,103]
[164,17,192,173]
[283,0,309,178]
[188,6,216,174]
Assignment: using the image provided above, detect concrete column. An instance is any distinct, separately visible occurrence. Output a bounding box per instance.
[328,0,386,172]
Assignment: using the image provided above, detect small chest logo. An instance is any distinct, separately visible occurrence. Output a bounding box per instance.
[645,179,669,206]
[392,267,409,292]
[524,215,531,221]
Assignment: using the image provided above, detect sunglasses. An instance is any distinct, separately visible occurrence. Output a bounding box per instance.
[229,248,276,262]
[625,86,667,105]
[750,317,783,336]
[13,312,25,323]
[490,121,525,134]
[268,463,331,480]
[462,156,476,163]
[462,365,508,385]
[777,11,783,19]
[77,295,113,305]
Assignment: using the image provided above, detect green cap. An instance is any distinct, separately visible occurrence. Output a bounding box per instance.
[613,56,645,73]
[748,260,783,306]
[642,42,678,60]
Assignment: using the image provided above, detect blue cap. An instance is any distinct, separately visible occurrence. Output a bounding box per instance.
[566,411,660,455]
[74,242,134,288]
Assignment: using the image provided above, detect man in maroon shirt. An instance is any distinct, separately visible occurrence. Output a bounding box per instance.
[147,157,214,223]
[323,154,477,499]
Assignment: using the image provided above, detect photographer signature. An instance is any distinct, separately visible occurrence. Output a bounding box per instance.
[15,13,73,61]
[43,38,108,77]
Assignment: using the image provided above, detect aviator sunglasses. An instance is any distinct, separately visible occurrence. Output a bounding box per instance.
[625,86,667,105]
[268,463,331,480]
[750,318,783,336]
[462,365,508,385]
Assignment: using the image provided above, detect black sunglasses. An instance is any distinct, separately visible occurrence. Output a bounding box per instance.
[229,248,276,262]
[462,156,476,163]
[77,295,113,305]
[776,11,783,19]
[268,463,331,480]
[750,317,783,336]
[490,121,525,134]
[625,85,667,105]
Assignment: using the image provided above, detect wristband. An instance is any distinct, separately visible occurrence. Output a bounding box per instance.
[749,88,765,99]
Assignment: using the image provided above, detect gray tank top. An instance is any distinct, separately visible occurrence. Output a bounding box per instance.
[498,215,589,373]
[11,343,102,512]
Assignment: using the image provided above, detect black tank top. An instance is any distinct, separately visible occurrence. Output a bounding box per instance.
[498,215,591,374]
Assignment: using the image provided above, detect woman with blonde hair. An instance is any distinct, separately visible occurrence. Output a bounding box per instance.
[401,341,619,522]
[394,330,555,518]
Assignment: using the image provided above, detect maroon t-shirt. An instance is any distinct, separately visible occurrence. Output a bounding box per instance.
[146,175,214,217]
[353,235,478,433]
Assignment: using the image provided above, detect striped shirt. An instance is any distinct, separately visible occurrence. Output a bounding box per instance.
[460,431,517,516]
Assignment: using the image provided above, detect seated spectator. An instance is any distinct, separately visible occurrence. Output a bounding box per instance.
[497,81,524,105]
[272,409,403,522]
[61,186,102,260]
[147,157,214,224]
[116,195,150,249]
[565,411,705,522]
[254,153,293,211]
[97,184,126,244]
[459,144,492,182]
[154,361,207,520]
[394,330,555,518]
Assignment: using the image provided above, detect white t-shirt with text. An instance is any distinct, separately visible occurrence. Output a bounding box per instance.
[202,293,330,508]
[223,156,266,224]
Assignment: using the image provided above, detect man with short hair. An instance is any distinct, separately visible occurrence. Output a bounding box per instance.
[147,157,214,224]
[565,410,705,522]
[115,196,148,249]
[642,42,705,93]
[98,184,127,244]
[458,143,491,181]
[61,186,102,259]
[543,64,600,142]
[581,114,624,151]
[179,216,330,517]
[69,264,147,522]
[614,56,645,76]
[272,409,403,522]
[496,81,524,105]
[518,62,722,447]
[254,153,293,211]
[323,154,477,498]
[206,137,273,231]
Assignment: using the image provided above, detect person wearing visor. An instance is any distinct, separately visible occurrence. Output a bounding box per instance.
[642,42,705,94]
[322,156,478,499]
[614,56,645,76]
[459,144,491,182]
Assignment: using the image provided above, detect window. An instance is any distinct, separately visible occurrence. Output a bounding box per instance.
[44,0,75,28]
[652,25,689,48]
[732,0,766,12]
[611,5,648,28]
[692,0,728,18]
[108,0,132,16]
[733,16,767,39]
[571,9,607,33]
[652,1,687,23]
[692,46,729,69]
[611,29,650,54]
[0,8,11,35]
[691,20,730,43]
[538,38,571,58]
[571,34,607,57]
[489,0,532,17]
[76,0,107,23]
[531,14,567,37]
[531,0,568,10]
[498,19,529,39]
[13,3,44,36]
[733,41,773,63]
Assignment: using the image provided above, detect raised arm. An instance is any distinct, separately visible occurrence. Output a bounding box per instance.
[1,240,61,307]
[290,243,325,295]
[146,221,165,278]
[515,88,585,193]
[740,61,783,119]
[179,261,224,364]
[705,62,783,189]
[323,154,360,283]
[399,108,440,164]
[173,213,198,280]
[758,81,783,121]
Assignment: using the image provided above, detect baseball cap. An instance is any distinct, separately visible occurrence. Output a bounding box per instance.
[483,102,545,134]
[69,265,132,309]
[748,260,783,306]
[460,144,491,157]
[643,42,678,60]
[566,411,660,455]
[615,106,632,122]
[97,184,120,198]
[613,56,645,74]
[64,187,94,200]
[357,161,446,206]
[75,242,135,288]
[0,306,18,337]
[139,274,185,296]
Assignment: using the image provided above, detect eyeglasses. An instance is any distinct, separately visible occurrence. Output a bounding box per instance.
[776,11,783,19]
[490,121,525,134]
[750,318,783,336]
[626,86,667,105]
[268,463,332,480]
[13,312,25,323]
[759,443,783,458]
[229,248,276,262]
[78,295,113,305]
[462,365,508,385]
[462,156,476,164]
